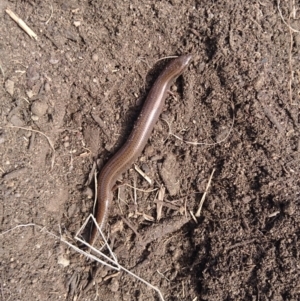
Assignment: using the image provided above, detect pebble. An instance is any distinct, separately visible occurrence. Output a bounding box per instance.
[254,75,264,91]
[9,115,25,126]
[26,90,34,98]
[141,163,150,173]
[67,203,77,217]
[31,100,48,117]
[5,79,14,96]
[108,278,119,292]
[98,267,109,278]
[23,127,32,138]
[49,58,59,64]
[57,255,70,267]
[284,201,295,216]
[74,21,81,27]
[0,133,6,144]
[44,82,51,92]
[83,187,94,199]
[92,54,99,62]
[31,115,39,121]
[65,52,72,62]
[72,112,82,126]
[159,154,180,196]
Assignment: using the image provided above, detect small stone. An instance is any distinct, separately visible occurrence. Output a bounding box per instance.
[44,82,51,92]
[31,115,39,121]
[65,52,72,62]
[9,115,25,126]
[57,255,70,267]
[253,75,264,91]
[49,58,59,64]
[242,196,252,204]
[257,90,269,101]
[31,100,48,117]
[83,187,94,199]
[24,127,32,138]
[141,163,150,173]
[72,111,82,126]
[98,267,109,278]
[159,154,180,196]
[64,141,70,148]
[284,201,295,216]
[74,21,81,27]
[5,79,14,96]
[26,90,34,98]
[0,133,6,144]
[92,54,99,62]
[108,278,119,292]
[67,203,77,217]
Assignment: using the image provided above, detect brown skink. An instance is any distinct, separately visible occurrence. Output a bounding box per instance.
[90,54,192,244]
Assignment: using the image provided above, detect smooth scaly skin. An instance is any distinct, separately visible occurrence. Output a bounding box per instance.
[90,54,192,244]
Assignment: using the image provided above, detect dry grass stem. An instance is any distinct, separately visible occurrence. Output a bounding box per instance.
[156,55,179,62]
[103,272,120,281]
[277,0,300,33]
[45,3,54,25]
[195,168,215,217]
[133,177,137,205]
[6,8,38,40]
[76,215,165,300]
[0,61,4,83]
[277,1,298,105]
[92,169,98,218]
[189,210,197,224]
[134,164,152,184]
[268,211,280,218]
[156,270,170,282]
[0,223,37,236]
[142,212,155,222]
[123,183,158,193]
[288,24,294,105]
[121,217,140,237]
[156,186,165,221]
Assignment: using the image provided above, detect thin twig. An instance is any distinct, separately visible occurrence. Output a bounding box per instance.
[288,17,295,105]
[123,183,158,193]
[6,8,38,40]
[195,168,215,217]
[0,61,4,83]
[134,164,152,184]
[93,169,98,217]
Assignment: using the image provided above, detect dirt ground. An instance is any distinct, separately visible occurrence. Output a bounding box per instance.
[1,0,300,300]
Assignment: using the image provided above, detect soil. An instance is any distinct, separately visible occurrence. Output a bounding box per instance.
[1,1,300,301]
